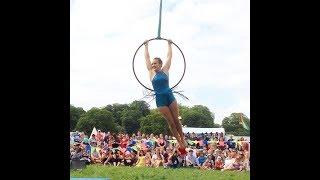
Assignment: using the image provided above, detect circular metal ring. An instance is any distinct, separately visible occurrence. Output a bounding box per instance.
[132,37,186,91]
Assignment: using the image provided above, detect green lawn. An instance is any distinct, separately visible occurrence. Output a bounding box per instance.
[70,165,250,180]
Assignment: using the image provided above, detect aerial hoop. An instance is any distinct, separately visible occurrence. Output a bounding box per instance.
[132,37,186,91]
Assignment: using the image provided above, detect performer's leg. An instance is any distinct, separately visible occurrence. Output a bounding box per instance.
[169,100,186,146]
[158,106,184,148]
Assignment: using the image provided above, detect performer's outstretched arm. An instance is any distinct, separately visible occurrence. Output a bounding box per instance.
[162,39,172,73]
[144,40,152,71]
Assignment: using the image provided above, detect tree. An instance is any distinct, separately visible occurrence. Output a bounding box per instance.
[222,113,250,136]
[182,110,206,127]
[103,103,129,126]
[178,104,190,117]
[179,105,214,128]
[121,109,143,135]
[129,100,150,117]
[139,109,170,135]
[191,105,215,127]
[75,108,116,135]
[70,105,86,131]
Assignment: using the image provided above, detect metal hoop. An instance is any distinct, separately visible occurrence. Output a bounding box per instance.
[132,37,186,91]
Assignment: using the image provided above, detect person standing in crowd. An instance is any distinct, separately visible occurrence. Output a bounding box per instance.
[226,135,236,149]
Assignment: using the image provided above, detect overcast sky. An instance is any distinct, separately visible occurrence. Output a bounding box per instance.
[70,0,250,124]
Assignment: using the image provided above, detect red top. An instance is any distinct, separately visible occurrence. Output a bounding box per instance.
[120,138,128,148]
[215,160,224,168]
[178,147,187,155]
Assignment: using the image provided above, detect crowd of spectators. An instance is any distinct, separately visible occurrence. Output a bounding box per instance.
[70,130,250,171]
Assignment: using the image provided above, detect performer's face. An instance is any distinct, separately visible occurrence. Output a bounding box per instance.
[152,59,162,72]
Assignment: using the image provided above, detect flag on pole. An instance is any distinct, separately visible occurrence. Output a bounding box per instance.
[90,127,98,138]
[239,114,250,131]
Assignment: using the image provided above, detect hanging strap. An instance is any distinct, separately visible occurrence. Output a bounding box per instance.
[157,0,163,39]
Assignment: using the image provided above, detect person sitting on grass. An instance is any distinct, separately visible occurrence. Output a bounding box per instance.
[201,158,213,170]
[243,150,250,171]
[144,151,152,167]
[219,132,224,139]
[81,150,91,165]
[103,150,114,165]
[103,132,110,145]
[237,138,243,151]
[214,132,219,139]
[136,131,142,140]
[241,138,249,151]
[151,148,164,168]
[162,147,171,168]
[166,151,173,168]
[223,153,244,171]
[70,145,87,170]
[148,133,156,149]
[104,150,121,166]
[198,137,205,149]
[106,135,113,148]
[176,147,186,166]
[96,130,103,142]
[201,154,215,170]
[89,134,97,145]
[168,149,179,168]
[100,150,109,165]
[135,150,146,167]
[226,135,236,149]
[214,156,224,170]
[132,150,138,164]
[141,133,147,143]
[196,150,207,167]
[217,137,226,150]
[157,134,166,148]
[71,144,82,161]
[223,149,236,169]
[207,147,215,157]
[112,150,122,166]
[96,143,103,155]
[120,134,129,149]
[223,149,231,159]
[208,141,217,153]
[185,149,197,167]
[234,152,245,171]
[123,151,134,166]
[91,147,102,164]
[82,139,91,154]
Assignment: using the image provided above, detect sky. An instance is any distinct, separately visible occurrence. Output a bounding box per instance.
[70,0,250,124]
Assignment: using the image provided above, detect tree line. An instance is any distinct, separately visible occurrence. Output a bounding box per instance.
[70,101,249,136]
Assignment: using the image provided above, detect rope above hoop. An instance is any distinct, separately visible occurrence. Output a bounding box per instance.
[157,0,162,39]
[132,0,187,98]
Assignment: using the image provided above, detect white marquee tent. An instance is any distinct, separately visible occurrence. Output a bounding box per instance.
[182,127,225,134]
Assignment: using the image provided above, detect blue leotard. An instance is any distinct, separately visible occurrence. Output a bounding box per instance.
[151,71,176,107]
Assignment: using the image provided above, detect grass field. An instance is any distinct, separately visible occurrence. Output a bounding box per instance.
[70,165,250,180]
